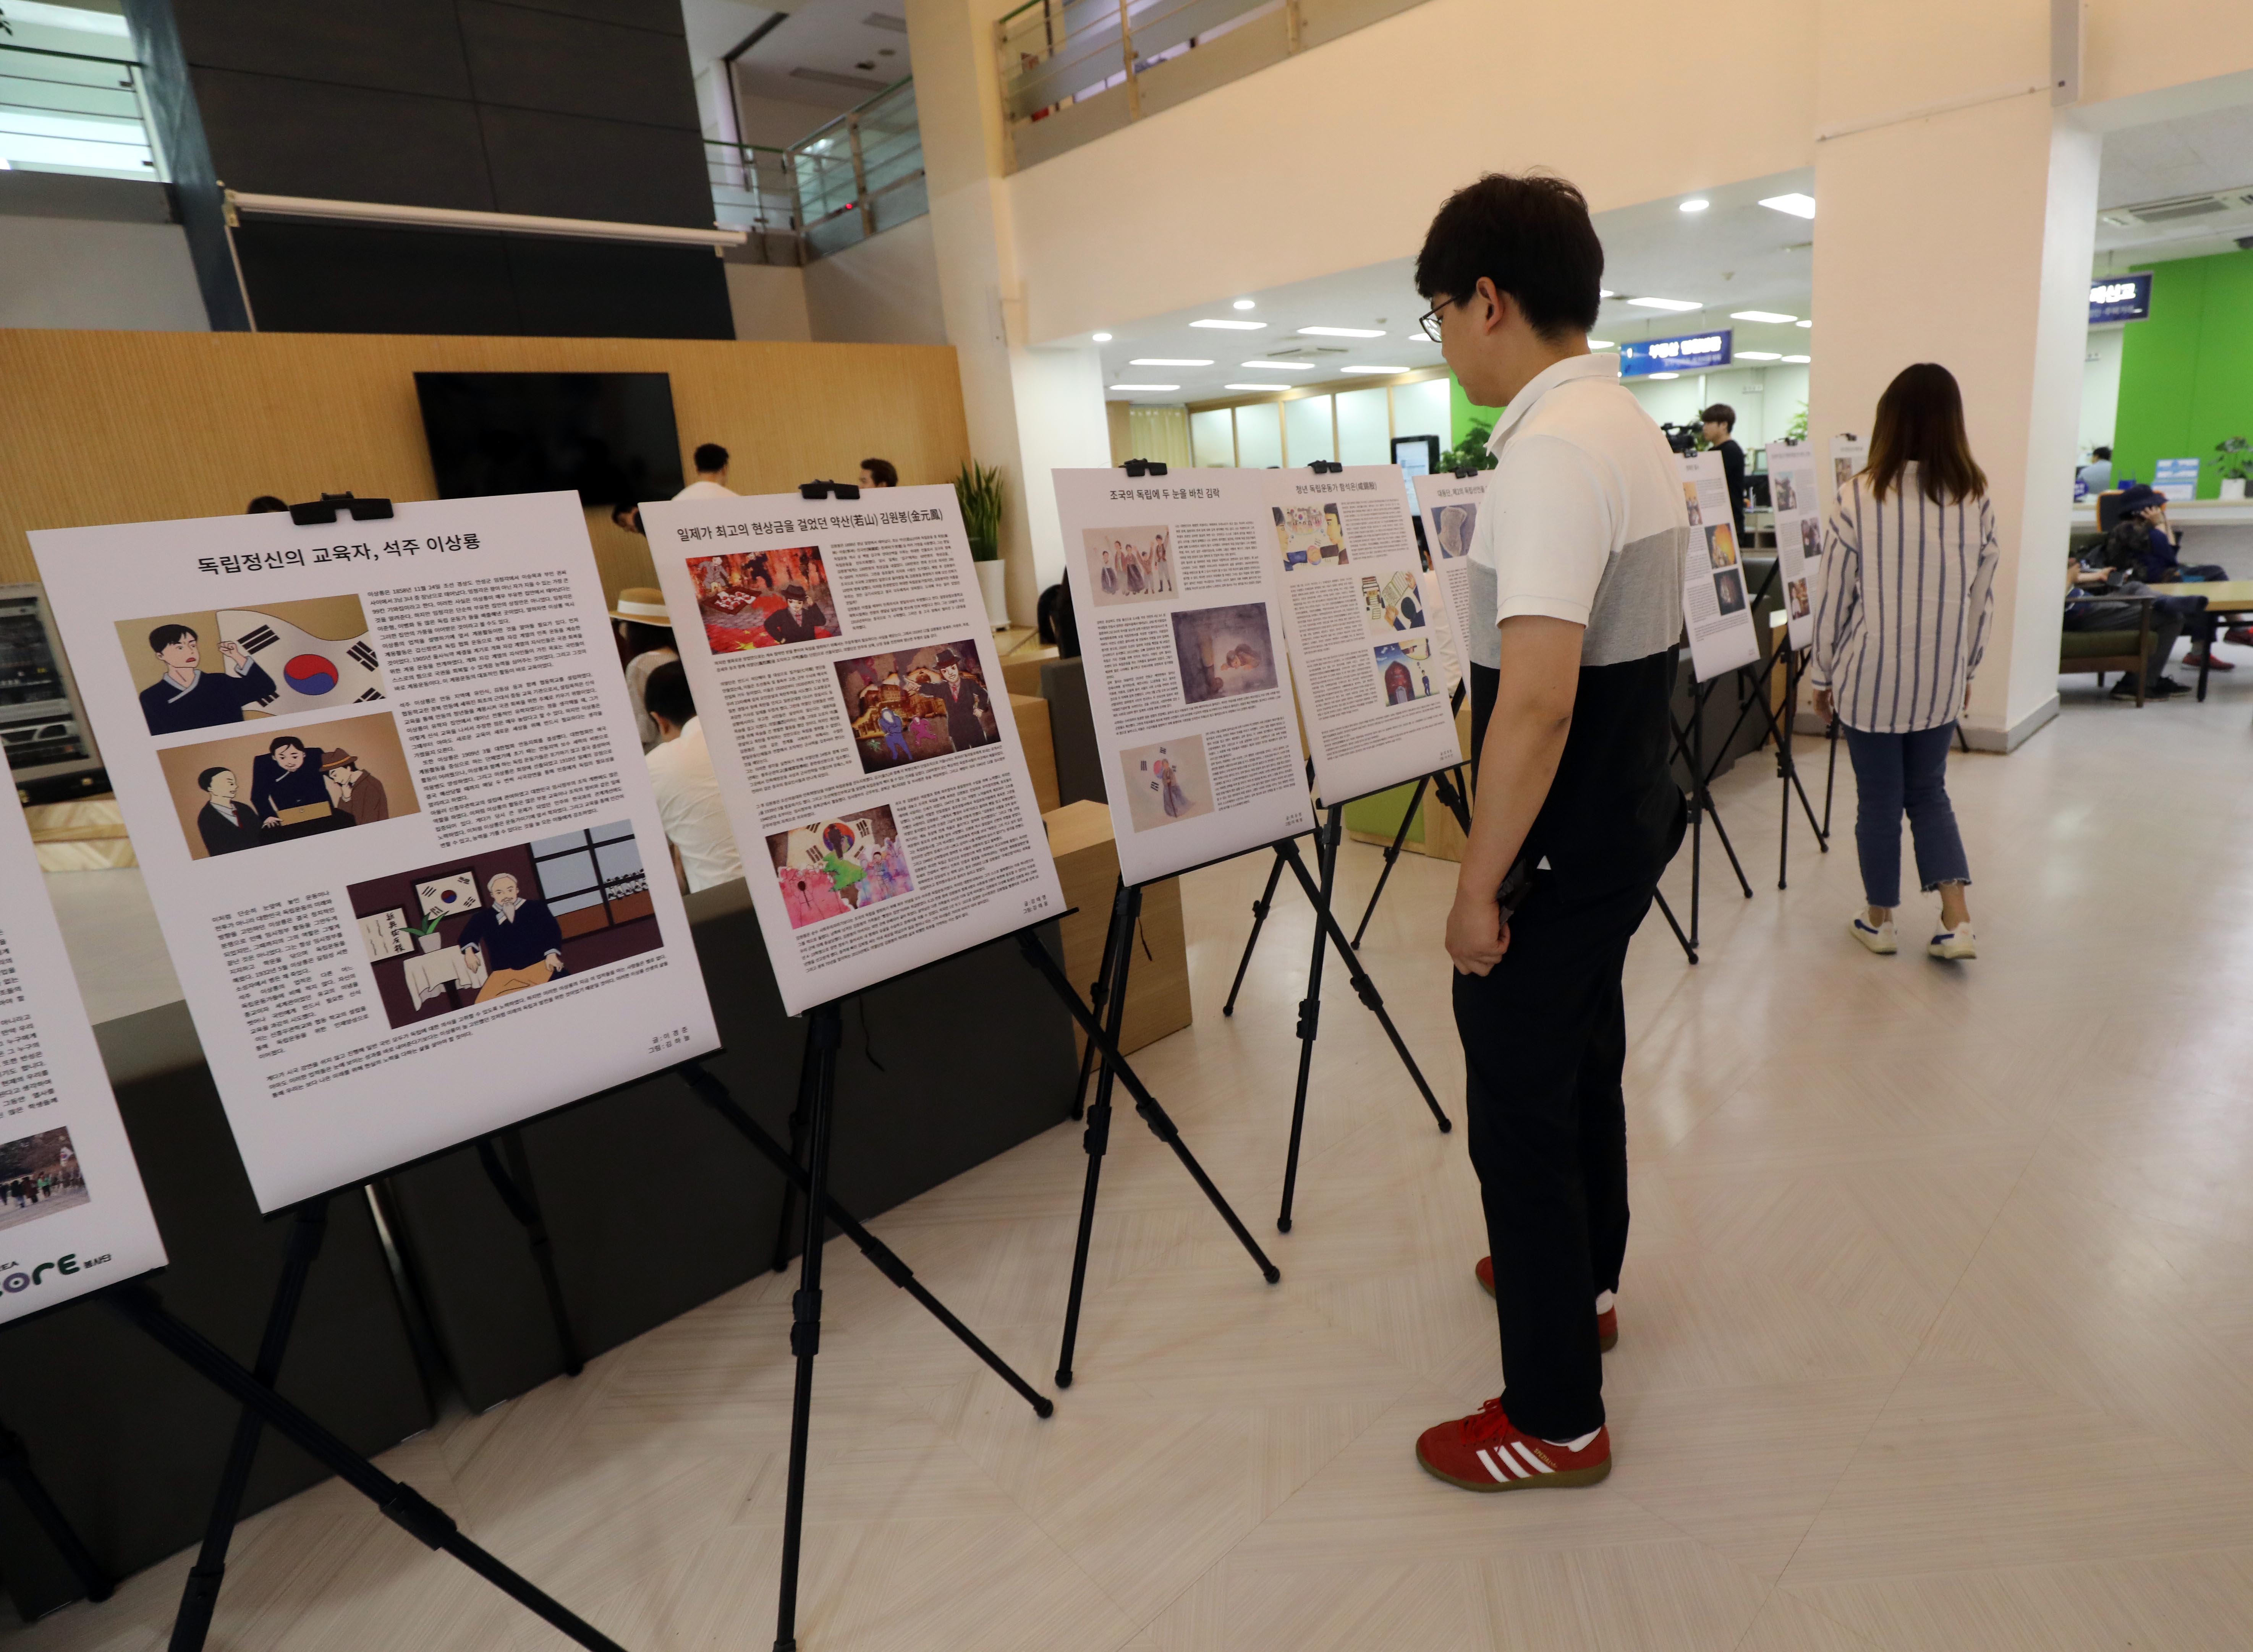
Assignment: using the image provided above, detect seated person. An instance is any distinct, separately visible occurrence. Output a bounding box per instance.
[2064,550,2206,700]
[611,587,678,750]
[2102,483,2231,670]
[321,749,389,824]
[643,661,743,894]
[249,736,350,836]
[194,766,264,856]
[456,871,565,1002]
[139,622,277,735]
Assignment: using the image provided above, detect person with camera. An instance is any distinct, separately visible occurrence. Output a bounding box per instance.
[1700,403,1747,544]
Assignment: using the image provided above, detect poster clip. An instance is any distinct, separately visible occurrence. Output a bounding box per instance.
[1306,460,1343,475]
[1452,466,1482,479]
[1122,460,1167,478]
[288,492,393,526]
[798,480,861,500]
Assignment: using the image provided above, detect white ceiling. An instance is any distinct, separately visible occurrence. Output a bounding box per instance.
[2093,102,2253,270]
[681,0,910,126]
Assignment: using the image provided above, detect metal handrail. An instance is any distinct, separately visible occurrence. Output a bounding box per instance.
[0,39,162,179]
[703,75,926,257]
[997,0,1293,129]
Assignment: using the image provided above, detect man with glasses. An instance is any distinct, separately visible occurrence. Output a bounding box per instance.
[1409,173,1690,1497]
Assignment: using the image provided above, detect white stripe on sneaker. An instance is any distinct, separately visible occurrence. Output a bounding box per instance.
[1511,1442,1554,1474]
[1476,1448,1517,1482]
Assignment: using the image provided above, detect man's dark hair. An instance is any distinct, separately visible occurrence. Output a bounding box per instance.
[643,660,695,730]
[2092,445,2112,460]
[693,442,730,473]
[610,502,644,536]
[1414,173,1604,339]
[197,766,231,792]
[246,495,288,513]
[149,622,197,653]
[860,457,898,487]
[268,736,307,755]
[619,620,671,654]
[1700,403,1737,431]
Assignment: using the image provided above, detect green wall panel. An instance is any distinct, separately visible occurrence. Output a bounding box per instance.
[1449,373,1505,447]
[2115,252,2253,499]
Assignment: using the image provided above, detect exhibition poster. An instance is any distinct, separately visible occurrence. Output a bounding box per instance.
[1412,470,1487,693]
[1678,451,1763,681]
[0,791,166,1324]
[1051,468,1310,887]
[1827,432,1868,500]
[1766,440,1822,651]
[641,485,1065,1014]
[32,494,720,1212]
[1262,465,1465,806]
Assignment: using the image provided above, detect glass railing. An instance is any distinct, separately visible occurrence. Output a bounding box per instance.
[997,0,1278,126]
[706,76,925,263]
[0,38,165,181]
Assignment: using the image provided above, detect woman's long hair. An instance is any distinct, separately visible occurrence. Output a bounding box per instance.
[1865,362,1987,505]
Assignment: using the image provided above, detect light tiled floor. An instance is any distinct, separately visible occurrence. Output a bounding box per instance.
[18,663,2253,1651]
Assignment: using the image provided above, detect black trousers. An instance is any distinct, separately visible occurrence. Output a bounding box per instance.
[1451,872,1654,1441]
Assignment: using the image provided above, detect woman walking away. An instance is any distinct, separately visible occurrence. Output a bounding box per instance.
[1807,362,1998,961]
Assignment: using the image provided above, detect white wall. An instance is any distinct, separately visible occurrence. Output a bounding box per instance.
[725,261,814,340]
[0,217,206,330]
[803,214,950,345]
[2081,324,2124,456]
[1623,363,1810,450]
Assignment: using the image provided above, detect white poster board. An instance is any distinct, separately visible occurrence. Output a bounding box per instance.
[0,793,166,1322]
[1679,451,1763,681]
[2153,458,2200,501]
[1413,471,1487,695]
[642,485,1064,1015]
[1052,469,1309,886]
[1264,465,1464,805]
[33,494,720,1212]
[1827,432,1868,501]
[1766,440,1823,651]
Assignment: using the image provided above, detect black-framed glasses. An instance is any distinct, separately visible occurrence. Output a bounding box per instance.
[1415,301,1452,343]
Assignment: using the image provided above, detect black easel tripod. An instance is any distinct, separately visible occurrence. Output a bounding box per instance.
[0,1417,112,1606]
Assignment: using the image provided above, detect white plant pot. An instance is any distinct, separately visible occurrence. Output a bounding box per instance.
[2222,477,2248,501]
[418,932,442,953]
[975,560,1009,629]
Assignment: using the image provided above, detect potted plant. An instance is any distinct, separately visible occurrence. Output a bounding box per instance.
[2216,437,2251,500]
[407,910,447,953]
[954,461,1008,627]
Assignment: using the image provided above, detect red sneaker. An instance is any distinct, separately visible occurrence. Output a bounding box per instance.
[1474,1257,1619,1350]
[1416,1398,1611,1491]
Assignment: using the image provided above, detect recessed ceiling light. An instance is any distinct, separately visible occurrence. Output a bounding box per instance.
[1781,354,1811,364]
[1628,297,1702,312]
[1190,319,1266,330]
[1760,193,1817,219]
[1796,318,1813,328]
[1736,350,1783,361]
[1092,332,1112,341]
[1730,310,1798,324]
[1109,383,1178,392]
[1298,325,1386,338]
[1679,198,1710,213]
[1129,358,1212,366]
[1232,298,1256,310]
[1647,372,1680,380]
[1588,339,1616,349]
[1240,361,1313,371]
[1223,384,1284,392]
[1340,365,1411,374]
[1600,289,1615,298]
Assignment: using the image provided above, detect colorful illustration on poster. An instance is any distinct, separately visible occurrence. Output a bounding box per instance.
[1704,523,1740,570]
[1360,571,1428,638]
[346,821,660,1029]
[1081,526,1176,608]
[765,805,914,930]
[1787,577,1811,620]
[154,709,419,861]
[1119,735,1214,832]
[118,596,386,736]
[1272,502,1348,573]
[1375,639,1437,704]
[1713,567,1747,616]
[0,1127,89,1233]
[834,639,994,773]
[1773,472,1798,512]
[1682,483,1703,527]
[1431,502,1478,561]
[1171,603,1279,705]
[688,547,835,653]
[1799,516,1821,559]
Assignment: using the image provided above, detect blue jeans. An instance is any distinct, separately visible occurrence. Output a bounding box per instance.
[1842,724,1970,909]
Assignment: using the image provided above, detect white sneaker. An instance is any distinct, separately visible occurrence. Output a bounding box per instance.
[1851,914,1897,954]
[1928,922,1977,960]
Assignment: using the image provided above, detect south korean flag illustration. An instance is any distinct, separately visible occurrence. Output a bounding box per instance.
[219,608,386,714]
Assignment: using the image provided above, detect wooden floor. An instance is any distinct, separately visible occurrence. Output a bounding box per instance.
[18,669,2253,1652]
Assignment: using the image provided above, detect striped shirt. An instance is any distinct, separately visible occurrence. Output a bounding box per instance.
[1807,466,1999,733]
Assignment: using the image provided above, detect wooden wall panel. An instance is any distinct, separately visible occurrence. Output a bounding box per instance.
[0,330,971,601]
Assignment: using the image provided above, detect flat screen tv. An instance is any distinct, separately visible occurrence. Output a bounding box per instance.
[414,372,685,508]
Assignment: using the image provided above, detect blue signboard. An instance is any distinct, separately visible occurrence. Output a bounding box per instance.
[1619,328,1732,378]
[2089,273,2151,324]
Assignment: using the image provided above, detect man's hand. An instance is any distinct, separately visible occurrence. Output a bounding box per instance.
[261,815,280,829]
[1812,686,1833,724]
[218,639,249,671]
[1446,893,1509,976]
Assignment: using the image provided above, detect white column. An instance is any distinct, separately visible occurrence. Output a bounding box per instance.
[1810,89,2100,749]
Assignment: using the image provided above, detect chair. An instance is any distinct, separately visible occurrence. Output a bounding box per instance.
[2059,593,2157,706]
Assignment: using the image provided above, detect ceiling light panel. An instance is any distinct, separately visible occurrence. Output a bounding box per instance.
[1110,383,1178,391]
[1190,319,1265,329]
[1735,350,1782,360]
[1240,361,1313,370]
[1129,358,1212,366]
[1782,354,1811,364]
[1298,325,1386,337]
[1223,384,1284,392]
[1760,193,1817,218]
[1628,297,1703,312]
[1679,198,1710,212]
[1232,298,1257,309]
[1340,365,1411,374]
[1729,310,1797,324]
